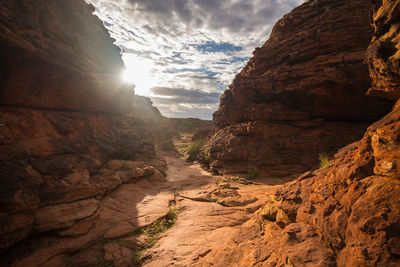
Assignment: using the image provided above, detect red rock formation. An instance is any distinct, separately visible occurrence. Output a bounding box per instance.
[212,98,400,266]
[0,0,167,258]
[366,0,400,100]
[0,0,133,113]
[201,0,394,177]
[208,0,400,265]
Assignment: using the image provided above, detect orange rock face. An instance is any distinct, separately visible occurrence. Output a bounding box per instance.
[201,0,394,177]
[209,0,400,265]
[0,0,166,256]
[366,0,400,100]
[213,99,400,266]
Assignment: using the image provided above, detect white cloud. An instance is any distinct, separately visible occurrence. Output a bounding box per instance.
[85,0,305,119]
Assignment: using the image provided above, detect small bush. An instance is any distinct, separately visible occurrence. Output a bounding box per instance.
[247,168,260,179]
[161,140,176,151]
[183,121,193,131]
[186,139,205,160]
[319,153,330,169]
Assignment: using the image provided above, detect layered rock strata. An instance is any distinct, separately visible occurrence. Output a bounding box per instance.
[201,0,394,177]
[0,0,133,113]
[0,0,167,258]
[208,0,400,265]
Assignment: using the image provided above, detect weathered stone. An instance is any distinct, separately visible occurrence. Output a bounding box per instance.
[103,242,133,267]
[103,221,136,239]
[366,0,400,100]
[201,0,394,177]
[0,0,133,113]
[34,198,99,232]
[0,214,33,254]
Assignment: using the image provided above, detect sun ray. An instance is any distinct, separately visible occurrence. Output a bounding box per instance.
[121,54,157,96]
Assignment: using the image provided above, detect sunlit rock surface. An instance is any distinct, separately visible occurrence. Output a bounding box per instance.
[201,0,394,177]
[366,0,400,101]
[207,0,400,265]
[0,0,167,257]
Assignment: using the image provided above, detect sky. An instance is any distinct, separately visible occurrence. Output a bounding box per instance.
[85,0,305,119]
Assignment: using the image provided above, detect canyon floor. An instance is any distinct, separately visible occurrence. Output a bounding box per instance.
[6,135,287,267]
[142,136,288,266]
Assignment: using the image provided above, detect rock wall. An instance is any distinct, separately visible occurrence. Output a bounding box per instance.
[0,0,133,113]
[211,0,400,265]
[201,0,394,177]
[366,0,400,100]
[0,0,167,258]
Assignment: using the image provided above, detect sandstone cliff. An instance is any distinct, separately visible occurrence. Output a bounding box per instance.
[0,0,133,113]
[0,0,167,260]
[204,0,400,265]
[201,0,394,177]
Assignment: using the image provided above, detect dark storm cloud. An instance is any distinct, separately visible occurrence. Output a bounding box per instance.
[151,86,219,104]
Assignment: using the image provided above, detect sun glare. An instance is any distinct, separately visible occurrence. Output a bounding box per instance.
[122,54,156,96]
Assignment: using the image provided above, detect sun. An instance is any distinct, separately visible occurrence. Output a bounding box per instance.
[122,68,135,84]
[121,54,156,96]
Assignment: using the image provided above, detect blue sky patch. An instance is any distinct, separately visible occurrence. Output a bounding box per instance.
[193,41,243,53]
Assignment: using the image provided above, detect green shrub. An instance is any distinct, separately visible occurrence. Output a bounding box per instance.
[319,153,330,169]
[183,121,193,131]
[186,139,205,160]
[161,140,176,151]
[248,168,260,179]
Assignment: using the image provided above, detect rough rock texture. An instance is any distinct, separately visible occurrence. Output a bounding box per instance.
[205,0,400,265]
[0,0,133,113]
[366,0,400,100]
[201,0,394,177]
[212,98,400,266]
[1,169,172,266]
[0,0,167,257]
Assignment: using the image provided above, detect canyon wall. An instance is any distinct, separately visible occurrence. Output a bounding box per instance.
[0,0,133,113]
[0,0,167,260]
[200,0,394,177]
[207,0,400,265]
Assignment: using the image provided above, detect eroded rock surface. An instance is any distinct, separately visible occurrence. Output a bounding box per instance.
[201,0,394,177]
[366,0,400,100]
[0,0,168,258]
[0,0,133,113]
[141,157,279,267]
[210,98,400,266]
[201,0,400,265]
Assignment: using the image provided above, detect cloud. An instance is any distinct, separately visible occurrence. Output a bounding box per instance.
[148,86,220,119]
[84,0,305,119]
[152,103,218,119]
[151,86,220,104]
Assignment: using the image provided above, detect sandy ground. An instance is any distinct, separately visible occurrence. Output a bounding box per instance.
[142,149,284,266]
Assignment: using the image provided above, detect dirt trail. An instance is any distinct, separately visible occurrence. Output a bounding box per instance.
[141,153,284,267]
